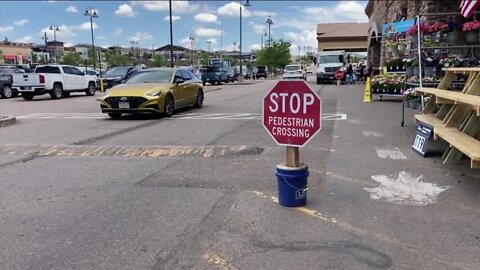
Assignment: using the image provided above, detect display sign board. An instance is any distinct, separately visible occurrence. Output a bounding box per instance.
[412,122,433,156]
[80,48,89,61]
[382,19,415,35]
[263,80,322,147]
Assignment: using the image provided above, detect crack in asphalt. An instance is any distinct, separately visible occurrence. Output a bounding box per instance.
[153,191,239,269]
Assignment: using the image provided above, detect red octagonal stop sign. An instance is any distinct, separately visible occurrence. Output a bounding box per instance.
[263,80,322,147]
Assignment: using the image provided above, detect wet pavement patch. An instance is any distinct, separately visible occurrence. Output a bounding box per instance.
[0,144,264,158]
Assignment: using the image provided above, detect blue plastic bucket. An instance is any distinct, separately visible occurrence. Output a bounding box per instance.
[275,164,309,207]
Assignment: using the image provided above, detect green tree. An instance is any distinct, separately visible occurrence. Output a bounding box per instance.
[153,54,166,67]
[39,54,46,64]
[62,53,82,66]
[200,52,209,66]
[256,39,292,69]
[225,56,239,67]
[31,53,38,63]
[105,51,128,67]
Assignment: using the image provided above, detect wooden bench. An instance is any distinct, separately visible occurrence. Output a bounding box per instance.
[414,68,480,168]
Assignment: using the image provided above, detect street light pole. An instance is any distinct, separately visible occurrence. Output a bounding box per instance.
[84,7,98,70]
[42,32,48,63]
[266,16,273,47]
[49,24,60,63]
[169,0,174,68]
[261,32,267,49]
[239,0,251,77]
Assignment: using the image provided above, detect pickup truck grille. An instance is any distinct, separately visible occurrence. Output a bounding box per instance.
[325,67,340,73]
[104,97,148,108]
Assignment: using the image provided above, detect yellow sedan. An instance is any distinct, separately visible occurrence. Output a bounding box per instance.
[99,68,204,118]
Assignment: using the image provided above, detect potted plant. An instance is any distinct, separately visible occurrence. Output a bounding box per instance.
[404,58,414,77]
[411,59,421,76]
[397,40,408,52]
[407,24,419,44]
[462,21,480,44]
[447,21,463,44]
[423,57,436,77]
[428,22,448,43]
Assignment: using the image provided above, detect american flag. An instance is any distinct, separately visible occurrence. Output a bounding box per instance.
[460,0,480,18]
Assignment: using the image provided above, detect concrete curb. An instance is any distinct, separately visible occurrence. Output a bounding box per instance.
[0,115,17,128]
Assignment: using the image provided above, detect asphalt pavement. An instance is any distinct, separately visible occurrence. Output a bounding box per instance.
[0,77,479,269]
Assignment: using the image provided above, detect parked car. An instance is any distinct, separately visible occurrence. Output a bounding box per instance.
[255,66,268,79]
[222,67,238,82]
[102,65,140,89]
[98,68,204,118]
[11,64,97,100]
[200,66,229,85]
[0,66,25,98]
[282,64,307,80]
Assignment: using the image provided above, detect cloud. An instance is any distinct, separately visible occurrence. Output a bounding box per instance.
[98,36,107,40]
[283,30,317,48]
[249,22,267,34]
[217,2,250,17]
[129,32,154,42]
[66,5,78,13]
[0,26,14,34]
[77,22,98,31]
[132,0,198,14]
[206,38,217,45]
[113,28,123,36]
[195,27,221,37]
[115,4,137,17]
[39,25,77,40]
[251,10,276,17]
[178,37,193,48]
[163,15,181,22]
[194,13,217,23]
[14,19,29,26]
[250,44,261,51]
[15,36,33,43]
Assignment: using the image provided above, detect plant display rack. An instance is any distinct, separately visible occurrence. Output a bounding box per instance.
[415,67,480,168]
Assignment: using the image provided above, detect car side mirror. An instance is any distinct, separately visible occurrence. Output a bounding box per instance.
[175,77,185,84]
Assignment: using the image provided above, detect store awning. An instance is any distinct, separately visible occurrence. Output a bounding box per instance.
[461,0,480,18]
[21,55,27,60]
[4,54,15,60]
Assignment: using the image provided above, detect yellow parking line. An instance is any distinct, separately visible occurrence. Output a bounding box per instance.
[0,144,262,158]
[203,251,239,270]
[251,191,406,248]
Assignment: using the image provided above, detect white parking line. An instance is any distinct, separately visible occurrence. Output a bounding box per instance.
[375,146,407,160]
[362,131,385,137]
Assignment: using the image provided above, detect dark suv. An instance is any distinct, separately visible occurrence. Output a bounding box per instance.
[255,66,268,79]
[0,66,25,99]
[102,66,141,89]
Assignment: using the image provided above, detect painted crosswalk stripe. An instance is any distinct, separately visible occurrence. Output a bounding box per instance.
[375,146,407,160]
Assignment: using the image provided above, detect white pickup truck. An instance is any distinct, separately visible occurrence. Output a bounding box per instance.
[12,64,97,100]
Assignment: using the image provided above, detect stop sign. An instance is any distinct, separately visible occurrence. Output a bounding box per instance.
[335,70,345,80]
[263,80,322,147]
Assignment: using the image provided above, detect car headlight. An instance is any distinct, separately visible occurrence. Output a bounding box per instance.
[146,91,161,97]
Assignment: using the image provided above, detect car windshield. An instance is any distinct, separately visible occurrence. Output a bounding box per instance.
[319,55,342,64]
[105,66,131,77]
[285,66,301,71]
[125,70,173,84]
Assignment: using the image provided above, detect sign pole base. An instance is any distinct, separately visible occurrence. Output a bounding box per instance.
[286,146,300,168]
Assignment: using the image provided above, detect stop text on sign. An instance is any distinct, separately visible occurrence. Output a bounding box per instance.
[268,93,315,114]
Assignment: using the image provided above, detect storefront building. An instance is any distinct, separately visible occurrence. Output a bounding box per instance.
[365,0,463,72]
[316,22,369,53]
[0,41,33,65]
